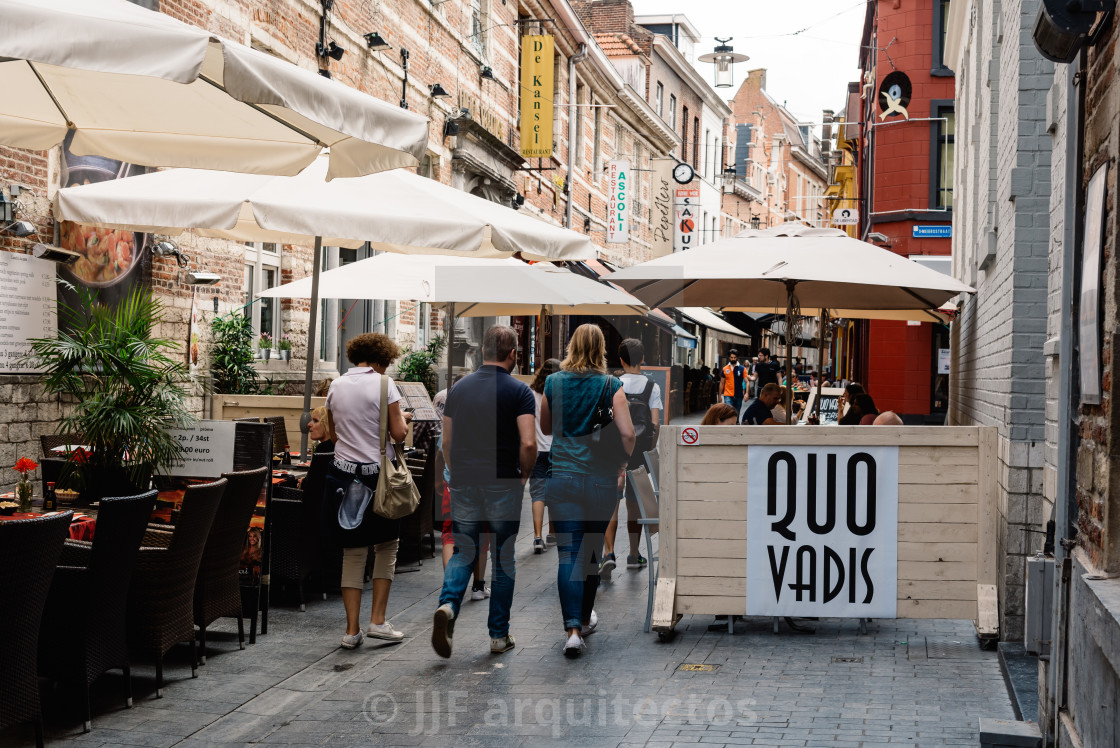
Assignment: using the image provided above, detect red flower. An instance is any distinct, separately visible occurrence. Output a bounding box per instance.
[13,457,38,476]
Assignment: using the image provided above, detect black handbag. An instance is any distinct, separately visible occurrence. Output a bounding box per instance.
[590,375,628,466]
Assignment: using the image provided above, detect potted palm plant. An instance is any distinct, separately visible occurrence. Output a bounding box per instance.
[25,284,195,500]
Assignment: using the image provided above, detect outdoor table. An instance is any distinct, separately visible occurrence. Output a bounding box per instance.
[0,510,97,541]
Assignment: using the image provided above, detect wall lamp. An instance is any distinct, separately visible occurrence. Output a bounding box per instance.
[867,231,891,245]
[317,41,345,61]
[697,37,749,89]
[1032,0,1114,62]
[184,271,221,286]
[443,119,461,138]
[511,194,526,210]
[480,65,495,81]
[364,32,392,51]
[151,237,190,267]
[429,83,451,98]
[1,219,35,237]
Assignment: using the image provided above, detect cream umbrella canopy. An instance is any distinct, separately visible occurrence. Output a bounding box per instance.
[55,160,598,454]
[0,0,429,178]
[607,223,973,422]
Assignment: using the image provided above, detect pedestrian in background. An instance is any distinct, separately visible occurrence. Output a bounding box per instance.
[433,326,536,658]
[529,358,562,554]
[601,338,660,579]
[323,333,412,649]
[540,323,635,657]
[718,349,747,422]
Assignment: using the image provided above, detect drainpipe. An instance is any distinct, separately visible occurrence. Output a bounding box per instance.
[564,43,588,229]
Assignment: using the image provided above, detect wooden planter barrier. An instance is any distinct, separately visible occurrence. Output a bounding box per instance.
[653,425,999,635]
[210,395,325,449]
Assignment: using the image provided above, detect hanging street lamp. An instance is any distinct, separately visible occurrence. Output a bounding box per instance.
[698,37,749,89]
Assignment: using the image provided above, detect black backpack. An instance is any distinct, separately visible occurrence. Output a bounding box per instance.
[626,378,657,468]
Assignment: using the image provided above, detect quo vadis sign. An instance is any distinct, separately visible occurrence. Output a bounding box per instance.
[607,159,630,243]
[520,35,554,158]
[746,445,899,618]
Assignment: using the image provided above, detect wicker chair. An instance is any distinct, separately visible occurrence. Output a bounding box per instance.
[40,491,157,732]
[231,422,274,641]
[399,448,435,562]
[39,433,84,458]
[0,512,73,748]
[194,467,268,663]
[270,449,332,609]
[264,415,289,456]
[127,479,226,698]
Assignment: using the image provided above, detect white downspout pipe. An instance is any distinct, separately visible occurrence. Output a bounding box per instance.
[565,43,588,229]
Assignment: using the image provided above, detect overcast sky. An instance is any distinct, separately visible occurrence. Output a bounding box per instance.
[631,0,867,126]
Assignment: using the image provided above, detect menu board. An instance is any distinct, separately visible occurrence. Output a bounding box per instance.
[396,382,440,421]
[0,252,56,374]
[166,420,237,477]
[802,387,846,425]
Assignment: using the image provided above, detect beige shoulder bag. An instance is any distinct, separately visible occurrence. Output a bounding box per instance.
[373,374,420,519]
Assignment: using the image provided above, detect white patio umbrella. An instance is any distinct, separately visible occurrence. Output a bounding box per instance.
[257,253,646,392]
[607,223,973,421]
[55,159,597,454]
[0,0,429,178]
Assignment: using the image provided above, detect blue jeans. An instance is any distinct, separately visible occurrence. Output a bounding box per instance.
[723,395,743,421]
[528,451,550,504]
[439,481,523,638]
[547,472,617,630]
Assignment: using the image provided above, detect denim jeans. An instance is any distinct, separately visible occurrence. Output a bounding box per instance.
[547,471,617,630]
[528,451,550,504]
[439,481,523,638]
[723,395,743,422]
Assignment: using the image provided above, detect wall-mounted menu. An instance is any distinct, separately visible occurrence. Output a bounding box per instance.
[0,252,56,374]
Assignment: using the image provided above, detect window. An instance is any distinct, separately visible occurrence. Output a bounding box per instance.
[592,98,602,174]
[681,106,689,160]
[243,243,281,348]
[656,82,664,118]
[931,0,952,73]
[931,101,954,209]
[703,129,710,178]
[669,94,676,131]
[470,0,488,58]
[575,84,585,168]
[693,117,699,169]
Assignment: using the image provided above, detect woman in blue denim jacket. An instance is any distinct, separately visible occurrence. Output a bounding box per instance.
[540,324,635,657]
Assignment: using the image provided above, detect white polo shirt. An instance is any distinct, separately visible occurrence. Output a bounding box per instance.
[325,367,401,464]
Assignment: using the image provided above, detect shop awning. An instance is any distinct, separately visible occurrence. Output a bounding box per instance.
[648,308,696,339]
[677,307,752,341]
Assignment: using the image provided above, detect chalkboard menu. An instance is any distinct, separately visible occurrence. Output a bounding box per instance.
[802,387,845,425]
[0,252,56,374]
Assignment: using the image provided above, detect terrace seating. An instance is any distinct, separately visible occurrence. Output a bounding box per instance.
[0,512,73,748]
[627,465,660,634]
[40,491,157,732]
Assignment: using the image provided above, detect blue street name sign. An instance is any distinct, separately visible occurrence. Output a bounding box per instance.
[913,225,951,238]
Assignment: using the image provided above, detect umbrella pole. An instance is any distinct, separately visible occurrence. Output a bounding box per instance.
[445,302,456,394]
[299,236,324,460]
[815,309,830,422]
[784,280,797,425]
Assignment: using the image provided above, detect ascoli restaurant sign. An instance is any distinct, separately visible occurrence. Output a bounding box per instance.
[746,445,899,618]
[519,35,554,158]
[607,159,630,244]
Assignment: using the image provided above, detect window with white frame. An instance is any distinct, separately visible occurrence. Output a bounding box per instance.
[656,82,664,118]
[669,94,677,131]
[470,0,488,58]
[243,242,281,348]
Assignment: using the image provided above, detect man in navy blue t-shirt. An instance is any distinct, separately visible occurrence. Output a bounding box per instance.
[434,325,536,659]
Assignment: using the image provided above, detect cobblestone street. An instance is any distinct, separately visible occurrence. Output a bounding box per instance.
[5,499,1014,748]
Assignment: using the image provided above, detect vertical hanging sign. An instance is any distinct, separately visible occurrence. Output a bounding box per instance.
[520,35,554,158]
[673,186,700,251]
[651,158,674,257]
[607,159,630,243]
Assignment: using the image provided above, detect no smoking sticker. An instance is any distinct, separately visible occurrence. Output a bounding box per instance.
[680,427,700,445]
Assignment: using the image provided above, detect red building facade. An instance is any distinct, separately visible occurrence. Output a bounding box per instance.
[852,0,954,418]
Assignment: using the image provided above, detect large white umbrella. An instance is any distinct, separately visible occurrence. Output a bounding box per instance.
[55,159,597,453]
[54,158,595,260]
[0,0,429,178]
[607,223,973,421]
[258,253,646,392]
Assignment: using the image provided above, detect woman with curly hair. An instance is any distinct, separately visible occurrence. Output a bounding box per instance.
[324,333,412,649]
[540,324,635,657]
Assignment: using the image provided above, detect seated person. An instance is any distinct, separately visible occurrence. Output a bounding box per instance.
[873,410,904,426]
[742,383,784,425]
[700,403,739,425]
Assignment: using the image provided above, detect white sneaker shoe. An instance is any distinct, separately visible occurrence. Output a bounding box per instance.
[470,585,490,600]
[341,631,364,649]
[365,621,405,642]
[580,610,598,637]
[563,632,584,658]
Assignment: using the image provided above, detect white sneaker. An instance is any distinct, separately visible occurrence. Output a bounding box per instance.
[471,585,490,601]
[563,632,584,658]
[533,537,546,554]
[365,621,404,642]
[580,610,598,637]
[341,631,364,649]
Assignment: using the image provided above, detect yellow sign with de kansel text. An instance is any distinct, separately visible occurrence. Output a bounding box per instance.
[520,35,554,158]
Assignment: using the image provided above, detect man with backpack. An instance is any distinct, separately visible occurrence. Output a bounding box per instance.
[601,338,661,581]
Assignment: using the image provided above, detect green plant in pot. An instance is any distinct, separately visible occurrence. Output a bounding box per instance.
[396,335,446,397]
[25,285,195,500]
[258,332,273,360]
[210,311,259,395]
[277,334,292,361]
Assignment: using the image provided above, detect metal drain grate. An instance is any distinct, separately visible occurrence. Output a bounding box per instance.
[831,656,864,663]
[925,638,979,659]
[678,663,719,672]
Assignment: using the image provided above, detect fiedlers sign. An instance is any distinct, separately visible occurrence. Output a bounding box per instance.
[607,159,630,243]
[520,36,554,158]
[746,445,899,618]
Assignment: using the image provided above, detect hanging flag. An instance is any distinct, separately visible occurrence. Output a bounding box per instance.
[607,159,630,243]
[520,35,554,158]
